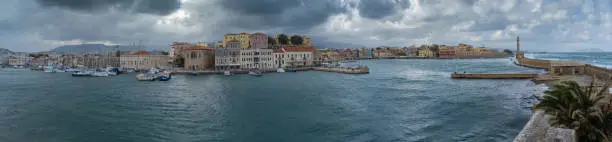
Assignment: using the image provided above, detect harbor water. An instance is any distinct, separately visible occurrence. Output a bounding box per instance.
[0,58,547,141]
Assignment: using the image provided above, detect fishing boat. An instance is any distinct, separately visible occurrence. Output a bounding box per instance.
[72,71,92,77]
[248,68,262,76]
[136,73,157,81]
[224,70,232,76]
[276,68,285,73]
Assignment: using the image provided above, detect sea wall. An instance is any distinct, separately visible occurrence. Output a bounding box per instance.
[584,64,612,81]
[451,73,538,79]
[518,58,550,69]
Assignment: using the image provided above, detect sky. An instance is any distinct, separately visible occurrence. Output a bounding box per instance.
[0,0,611,52]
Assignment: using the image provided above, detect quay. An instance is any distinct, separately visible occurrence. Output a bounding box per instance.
[451,73,539,79]
[170,66,369,75]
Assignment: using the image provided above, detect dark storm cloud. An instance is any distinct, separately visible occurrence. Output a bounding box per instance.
[358,0,398,19]
[34,0,181,15]
[219,0,301,15]
[218,0,346,31]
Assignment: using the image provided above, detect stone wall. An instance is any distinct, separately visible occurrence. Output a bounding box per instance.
[518,57,550,69]
[451,73,538,79]
[584,64,612,81]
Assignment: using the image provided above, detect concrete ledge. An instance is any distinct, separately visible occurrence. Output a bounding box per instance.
[451,73,539,79]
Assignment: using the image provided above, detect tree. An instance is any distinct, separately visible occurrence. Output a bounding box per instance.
[268,36,277,45]
[536,79,612,141]
[173,55,185,68]
[278,34,289,45]
[290,35,303,45]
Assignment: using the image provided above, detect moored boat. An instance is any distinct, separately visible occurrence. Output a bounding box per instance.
[276,68,285,73]
[156,72,172,81]
[72,71,92,77]
[286,68,297,72]
[91,72,109,77]
[136,73,157,81]
[248,68,262,76]
[224,70,232,76]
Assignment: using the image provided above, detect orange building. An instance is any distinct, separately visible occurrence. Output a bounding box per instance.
[182,46,215,70]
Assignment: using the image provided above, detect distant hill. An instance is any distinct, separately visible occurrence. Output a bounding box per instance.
[577,48,605,52]
[51,44,164,53]
[0,48,15,56]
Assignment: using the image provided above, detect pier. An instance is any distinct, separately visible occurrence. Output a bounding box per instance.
[451,73,539,79]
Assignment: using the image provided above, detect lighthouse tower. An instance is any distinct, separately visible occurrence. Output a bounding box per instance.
[516,36,523,58]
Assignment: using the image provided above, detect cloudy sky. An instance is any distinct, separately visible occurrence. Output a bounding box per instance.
[0,0,610,52]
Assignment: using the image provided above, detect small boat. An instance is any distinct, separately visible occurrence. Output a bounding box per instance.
[276,68,285,73]
[91,72,109,77]
[54,69,66,73]
[65,68,80,72]
[224,70,232,76]
[72,71,92,77]
[157,72,172,81]
[248,68,262,76]
[136,73,157,81]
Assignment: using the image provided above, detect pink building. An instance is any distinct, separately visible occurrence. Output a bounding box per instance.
[169,42,193,59]
[250,33,268,49]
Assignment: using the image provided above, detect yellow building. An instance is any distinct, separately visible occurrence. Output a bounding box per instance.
[237,33,251,49]
[418,49,435,58]
[303,36,312,46]
[222,33,252,49]
[223,34,237,48]
[196,42,210,47]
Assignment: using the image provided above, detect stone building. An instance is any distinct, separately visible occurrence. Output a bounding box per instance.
[182,46,214,70]
[240,48,274,70]
[83,52,120,68]
[120,51,170,70]
[250,33,268,49]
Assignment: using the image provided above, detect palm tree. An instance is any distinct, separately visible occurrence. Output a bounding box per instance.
[536,79,611,141]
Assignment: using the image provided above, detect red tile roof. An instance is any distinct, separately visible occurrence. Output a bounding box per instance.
[183,46,213,51]
[133,51,149,55]
[283,46,316,52]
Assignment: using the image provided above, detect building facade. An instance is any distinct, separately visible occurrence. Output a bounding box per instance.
[283,46,315,67]
[182,46,214,70]
[240,48,274,70]
[250,33,268,49]
[215,40,241,70]
[82,52,120,68]
[303,36,312,46]
[120,51,170,70]
[169,42,193,59]
[8,55,33,66]
[438,46,456,59]
[418,48,435,58]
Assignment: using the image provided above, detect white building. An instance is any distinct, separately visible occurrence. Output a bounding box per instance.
[215,41,241,70]
[120,51,170,70]
[240,48,274,70]
[8,55,33,66]
[273,46,316,68]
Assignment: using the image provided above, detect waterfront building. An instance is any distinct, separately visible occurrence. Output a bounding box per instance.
[374,50,394,57]
[273,49,286,68]
[8,55,33,66]
[284,46,316,67]
[240,48,274,70]
[82,52,120,68]
[365,49,373,58]
[120,51,170,70]
[406,48,419,57]
[438,46,456,59]
[250,33,268,49]
[418,48,435,58]
[169,42,193,59]
[182,46,214,70]
[215,40,241,71]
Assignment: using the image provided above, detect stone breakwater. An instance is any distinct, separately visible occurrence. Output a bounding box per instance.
[169,67,370,75]
[451,73,538,79]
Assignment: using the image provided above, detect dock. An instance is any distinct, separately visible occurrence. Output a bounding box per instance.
[451,73,539,79]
